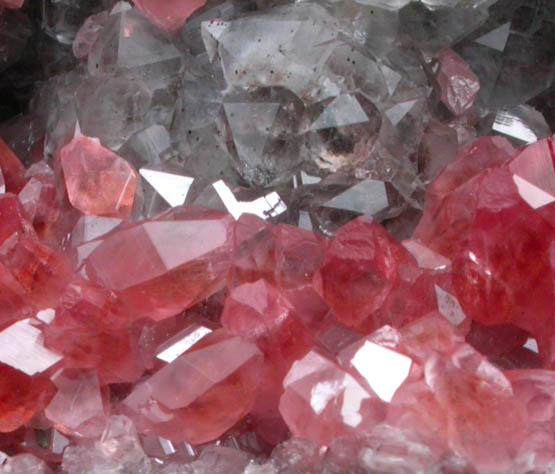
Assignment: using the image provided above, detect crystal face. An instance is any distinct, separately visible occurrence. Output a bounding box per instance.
[0,0,554,471]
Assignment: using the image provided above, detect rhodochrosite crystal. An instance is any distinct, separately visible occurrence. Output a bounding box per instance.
[313,216,416,329]
[121,329,262,444]
[132,0,207,32]
[0,0,554,471]
[61,136,138,219]
[84,206,234,320]
[437,48,480,116]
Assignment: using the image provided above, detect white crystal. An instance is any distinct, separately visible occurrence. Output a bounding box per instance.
[0,319,62,376]
[379,63,403,96]
[159,438,176,456]
[301,171,322,185]
[350,341,412,402]
[298,211,313,231]
[156,326,213,363]
[492,105,551,144]
[212,180,287,220]
[512,175,555,209]
[523,337,539,354]
[117,11,181,69]
[71,216,122,247]
[51,430,70,455]
[139,169,194,207]
[434,285,466,326]
[36,308,56,324]
[224,102,280,168]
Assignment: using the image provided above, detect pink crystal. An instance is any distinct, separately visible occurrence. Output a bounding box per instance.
[272,224,326,290]
[0,0,23,8]
[221,279,313,444]
[132,0,207,32]
[43,280,144,384]
[45,369,109,438]
[279,349,385,445]
[425,345,528,472]
[84,206,234,320]
[437,48,480,116]
[230,214,277,287]
[60,136,138,219]
[122,329,262,444]
[313,216,415,329]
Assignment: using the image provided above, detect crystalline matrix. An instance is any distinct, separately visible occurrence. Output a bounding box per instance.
[0,0,553,472]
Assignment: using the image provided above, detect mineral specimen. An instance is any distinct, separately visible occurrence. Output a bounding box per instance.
[0,0,553,472]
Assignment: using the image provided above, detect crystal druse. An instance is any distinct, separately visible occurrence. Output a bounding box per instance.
[0,0,553,472]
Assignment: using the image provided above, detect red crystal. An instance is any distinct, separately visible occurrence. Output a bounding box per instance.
[0,232,72,310]
[313,216,415,329]
[0,363,56,432]
[221,279,313,444]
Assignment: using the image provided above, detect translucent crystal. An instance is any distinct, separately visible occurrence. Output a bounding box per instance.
[75,76,152,150]
[61,416,151,474]
[140,168,194,208]
[323,179,389,216]
[60,135,139,218]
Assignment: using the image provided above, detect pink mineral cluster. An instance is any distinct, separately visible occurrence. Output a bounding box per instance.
[0,121,553,472]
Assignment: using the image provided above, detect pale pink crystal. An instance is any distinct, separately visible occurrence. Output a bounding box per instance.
[60,136,138,219]
[45,369,108,438]
[279,350,386,445]
[84,206,234,320]
[122,329,263,444]
[437,48,480,116]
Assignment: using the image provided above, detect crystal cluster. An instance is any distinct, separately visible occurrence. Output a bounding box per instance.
[0,0,553,472]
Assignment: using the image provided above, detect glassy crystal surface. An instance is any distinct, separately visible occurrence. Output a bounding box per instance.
[0,0,553,471]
